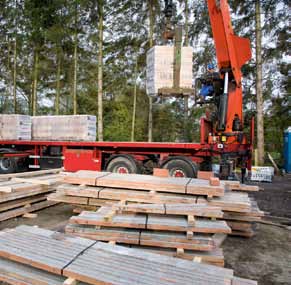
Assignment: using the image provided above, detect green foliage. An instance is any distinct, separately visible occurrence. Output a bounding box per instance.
[0,0,288,151]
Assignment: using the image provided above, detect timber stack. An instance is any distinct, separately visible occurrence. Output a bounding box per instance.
[48,170,263,266]
[0,225,257,285]
[66,203,229,267]
[0,169,63,222]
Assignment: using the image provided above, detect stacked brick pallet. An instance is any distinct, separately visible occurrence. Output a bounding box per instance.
[0,114,96,141]
[32,115,96,141]
[0,225,257,285]
[0,169,63,221]
[0,114,31,140]
[146,46,193,95]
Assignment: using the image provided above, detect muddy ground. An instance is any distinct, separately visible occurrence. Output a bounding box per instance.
[0,175,290,285]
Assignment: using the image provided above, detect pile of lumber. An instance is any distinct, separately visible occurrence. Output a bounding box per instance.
[0,225,257,285]
[49,170,263,238]
[0,169,63,221]
[0,114,31,140]
[32,115,96,141]
[66,202,230,266]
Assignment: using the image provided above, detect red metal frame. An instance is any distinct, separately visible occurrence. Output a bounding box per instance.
[0,135,251,172]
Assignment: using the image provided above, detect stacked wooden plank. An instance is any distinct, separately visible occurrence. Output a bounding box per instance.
[32,115,96,141]
[0,114,31,140]
[0,225,257,285]
[0,169,63,221]
[66,202,230,266]
[49,171,264,237]
[48,171,263,238]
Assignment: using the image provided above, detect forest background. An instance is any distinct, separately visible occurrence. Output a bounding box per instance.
[0,0,289,165]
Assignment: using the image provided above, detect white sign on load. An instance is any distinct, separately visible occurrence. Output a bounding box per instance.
[146,46,193,95]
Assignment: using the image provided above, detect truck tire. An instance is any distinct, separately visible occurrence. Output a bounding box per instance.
[106,155,140,174]
[0,157,17,174]
[162,158,197,178]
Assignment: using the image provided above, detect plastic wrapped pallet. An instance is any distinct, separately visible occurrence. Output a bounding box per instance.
[0,114,31,140]
[146,46,193,95]
[32,115,96,141]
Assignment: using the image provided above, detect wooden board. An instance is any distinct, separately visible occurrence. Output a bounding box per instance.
[0,258,71,285]
[11,174,63,186]
[0,225,96,275]
[63,171,110,186]
[119,202,223,218]
[0,185,54,204]
[222,181,260,192]
[0,168,62,180]
[0,200,58,222]
[48,193,89,205]
[226,221,253,232]
[64,171,224,198]
[63,241,236,285]
[186,178,224,197]
[66,223,215,251]
[66,224,140,245]
[96,172,190,193]
[0,194,47,212]
[127,245,225,267]
[0,225,257,285]
[198,192,252,213]
[70,207,231,234]
[60,184,102,198]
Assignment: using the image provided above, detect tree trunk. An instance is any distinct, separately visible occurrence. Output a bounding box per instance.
[97,0,104,141]
[32,48,39,116]
[72,2,78,115]
[183,0,189,141]
[55,48,61,115]
[148,0,154,142]
[184,0,189,46]
[131,59,138,142]
[255,0,264,165]
[4,39,11,111]
[13,38,17,113]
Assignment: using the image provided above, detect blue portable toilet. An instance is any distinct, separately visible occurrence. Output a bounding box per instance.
[283,127,291,173]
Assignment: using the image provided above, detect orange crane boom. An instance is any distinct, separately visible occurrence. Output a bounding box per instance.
[207,0,252,135]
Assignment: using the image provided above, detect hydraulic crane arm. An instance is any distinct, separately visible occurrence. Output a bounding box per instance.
[207,0,251,87]
[206,0,252,135]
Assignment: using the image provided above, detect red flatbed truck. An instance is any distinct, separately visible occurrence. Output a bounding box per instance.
[0,0,254,180]
[0,117,254,179]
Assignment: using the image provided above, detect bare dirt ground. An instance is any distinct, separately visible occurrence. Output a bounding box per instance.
[0,175,290,285]
[223,174,291,285]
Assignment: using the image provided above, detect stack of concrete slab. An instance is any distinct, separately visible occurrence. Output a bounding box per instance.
[0,114,31,140]
[146,46,193,95]
[32,115,96,141]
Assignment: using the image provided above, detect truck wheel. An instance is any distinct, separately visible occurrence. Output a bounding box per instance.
[162,158,197,178]
[0,157,17,174]
[106,156,140,174]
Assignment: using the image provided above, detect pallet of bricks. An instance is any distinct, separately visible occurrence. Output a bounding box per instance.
[0,225,257,284]
[0,169,63,221]
[48,170,263,267]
